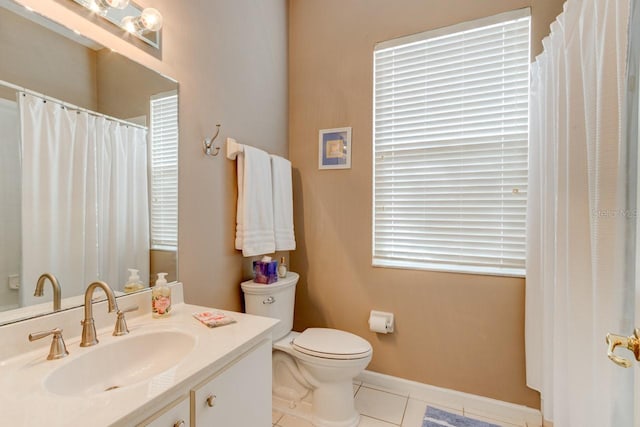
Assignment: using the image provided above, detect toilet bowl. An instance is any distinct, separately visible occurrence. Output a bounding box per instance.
[241,272,372,427]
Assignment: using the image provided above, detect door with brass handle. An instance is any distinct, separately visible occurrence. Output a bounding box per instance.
[605,328,640,368]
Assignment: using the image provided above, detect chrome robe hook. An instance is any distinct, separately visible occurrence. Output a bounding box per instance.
[203,124,221,156]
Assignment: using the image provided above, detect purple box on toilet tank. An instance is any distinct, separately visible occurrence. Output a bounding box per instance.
[253,261,278,284]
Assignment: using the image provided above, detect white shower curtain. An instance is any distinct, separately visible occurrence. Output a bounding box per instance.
[526,0,633,425]
[20,93,149,305]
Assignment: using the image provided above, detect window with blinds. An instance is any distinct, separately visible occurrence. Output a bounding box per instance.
[372,9,530,277]
[150,91,178,250]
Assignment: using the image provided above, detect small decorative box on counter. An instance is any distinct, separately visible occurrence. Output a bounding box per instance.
[253,257,278,284]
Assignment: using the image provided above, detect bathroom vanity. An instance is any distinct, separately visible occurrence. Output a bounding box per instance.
[0,283,278,426]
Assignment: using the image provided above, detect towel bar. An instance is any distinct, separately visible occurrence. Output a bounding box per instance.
[226,138,244,160]
[203,124,221,156]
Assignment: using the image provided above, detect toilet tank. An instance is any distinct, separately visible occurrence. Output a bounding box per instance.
[241,272,299,341]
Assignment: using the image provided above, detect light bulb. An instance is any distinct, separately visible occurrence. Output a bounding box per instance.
[89,0,107,15]
[121,15,137,33]
[139,8,163,32]
[104,0,130,9]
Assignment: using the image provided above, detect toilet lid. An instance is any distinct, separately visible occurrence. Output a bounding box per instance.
[292,328,372,360]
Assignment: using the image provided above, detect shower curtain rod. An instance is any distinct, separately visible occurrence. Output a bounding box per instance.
[0,78,148,131]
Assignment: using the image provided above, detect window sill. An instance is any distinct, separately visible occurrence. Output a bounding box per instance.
[372,259,525,278]
[151,245,177,252]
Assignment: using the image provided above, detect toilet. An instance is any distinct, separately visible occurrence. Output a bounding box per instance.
[241,272,372,427]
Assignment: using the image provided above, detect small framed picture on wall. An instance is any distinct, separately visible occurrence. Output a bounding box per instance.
[318,127,352,170]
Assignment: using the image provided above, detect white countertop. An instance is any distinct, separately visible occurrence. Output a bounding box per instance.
[0,284,278,426]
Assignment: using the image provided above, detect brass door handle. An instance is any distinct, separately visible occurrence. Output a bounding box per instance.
[606,328,640,368]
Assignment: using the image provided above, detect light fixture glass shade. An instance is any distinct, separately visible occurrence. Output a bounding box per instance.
[104,0,130,9]
[139,8,163,32]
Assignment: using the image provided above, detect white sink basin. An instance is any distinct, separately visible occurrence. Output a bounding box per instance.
[44,330,196,396]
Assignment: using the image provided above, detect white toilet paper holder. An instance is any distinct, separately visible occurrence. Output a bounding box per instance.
[369,310,394,334]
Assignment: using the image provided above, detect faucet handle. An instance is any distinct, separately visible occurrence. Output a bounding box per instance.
[113,305,139,336]
[29,328,69,360]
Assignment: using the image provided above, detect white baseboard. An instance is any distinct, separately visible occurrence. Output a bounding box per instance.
[355,370,542,427]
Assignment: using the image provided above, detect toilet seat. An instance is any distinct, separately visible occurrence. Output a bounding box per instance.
[292,328,372,360]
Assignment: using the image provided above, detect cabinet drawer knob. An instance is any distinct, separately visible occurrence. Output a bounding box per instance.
[173,421,185,427]
[206,394,217,407]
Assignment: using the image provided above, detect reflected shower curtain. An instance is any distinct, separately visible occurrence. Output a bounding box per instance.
[525,0,633,425]
[19,93,149,305]
[96,118,150,294]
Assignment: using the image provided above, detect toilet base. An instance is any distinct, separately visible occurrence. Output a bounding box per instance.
[309,380,360,427]
[312,413,360,427]
[272,395,360,427]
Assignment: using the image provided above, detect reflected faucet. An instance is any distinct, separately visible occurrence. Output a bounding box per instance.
[33,273,62,311]
[80,281,117,347]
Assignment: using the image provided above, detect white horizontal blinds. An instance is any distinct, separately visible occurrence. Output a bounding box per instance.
[150,91,178,249]
[373,10,530,276]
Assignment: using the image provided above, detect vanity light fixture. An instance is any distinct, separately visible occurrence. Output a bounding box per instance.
[71,0,163,49]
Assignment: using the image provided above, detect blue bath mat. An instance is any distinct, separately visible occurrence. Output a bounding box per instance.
[422,406,500,427]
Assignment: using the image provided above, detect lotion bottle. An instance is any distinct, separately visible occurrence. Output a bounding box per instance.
[152,272,171,318]
[278,257,288,278]
[124,268,145,293]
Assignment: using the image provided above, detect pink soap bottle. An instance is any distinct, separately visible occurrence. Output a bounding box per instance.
[152,272,171,318]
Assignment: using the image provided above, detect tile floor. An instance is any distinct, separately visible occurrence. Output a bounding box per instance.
[272,381,524,427]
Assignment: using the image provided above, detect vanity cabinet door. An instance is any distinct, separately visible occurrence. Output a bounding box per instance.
[191,339,271,427]
[138,395,190,427]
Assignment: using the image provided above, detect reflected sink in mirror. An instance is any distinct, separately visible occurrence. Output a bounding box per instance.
[44,330,196,396]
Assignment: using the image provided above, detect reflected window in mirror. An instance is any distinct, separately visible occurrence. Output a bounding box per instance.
[149,91,178,286]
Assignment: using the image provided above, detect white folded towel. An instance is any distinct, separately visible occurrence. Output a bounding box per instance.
[271,155,296,251]
[235,146,276,256]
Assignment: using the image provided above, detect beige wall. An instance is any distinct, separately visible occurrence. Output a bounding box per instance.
[0,6,97,110]
[96,49,177,122]
[289,0,564,408]
[163,0,289,309]
[150,249,177,286]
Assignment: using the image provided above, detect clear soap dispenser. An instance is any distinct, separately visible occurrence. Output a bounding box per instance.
[124,268,145,293]
[152,272,171,318]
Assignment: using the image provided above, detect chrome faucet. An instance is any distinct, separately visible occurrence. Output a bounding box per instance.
[33,273,62,311]
[80,281,118,347]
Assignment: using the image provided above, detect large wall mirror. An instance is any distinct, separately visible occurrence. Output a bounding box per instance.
[0,0,178,325]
